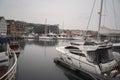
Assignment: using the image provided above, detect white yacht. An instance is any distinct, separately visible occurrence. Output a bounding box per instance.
[72,36,84,40]
[39,35,54,40]
[57,32,74,40]
[56,44,119,77]
[55,0,120,78]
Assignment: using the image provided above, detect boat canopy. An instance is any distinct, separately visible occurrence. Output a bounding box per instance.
[86,46,114,64]
[0,38,9,43]
[84,41,97,45]
[65,46,79,49]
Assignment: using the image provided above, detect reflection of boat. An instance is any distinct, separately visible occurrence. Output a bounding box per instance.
[26,39,58,46]
[56,44,119,78]
[0,38,17,80]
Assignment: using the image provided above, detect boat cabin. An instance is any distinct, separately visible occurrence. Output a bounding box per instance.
[87,46,114,64]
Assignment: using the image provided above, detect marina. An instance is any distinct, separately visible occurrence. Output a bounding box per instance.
[13,39,120,80]
[0,0,120,79]
[0,38,119,80]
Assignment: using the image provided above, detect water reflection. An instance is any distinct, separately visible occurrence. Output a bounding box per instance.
[55,64,85,80]
[24,39,58,46]
[17,39,70,80]
[19,40,26,50]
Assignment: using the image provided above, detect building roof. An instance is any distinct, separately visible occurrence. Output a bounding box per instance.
[6,20,15,22]
[0,17,4,21]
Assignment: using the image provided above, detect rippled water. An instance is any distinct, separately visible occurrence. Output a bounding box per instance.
[16,39,120,80]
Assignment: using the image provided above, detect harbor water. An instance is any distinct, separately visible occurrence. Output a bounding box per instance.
[16,39,120,80]
[17,39,84,80]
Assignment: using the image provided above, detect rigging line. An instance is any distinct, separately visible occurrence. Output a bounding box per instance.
[112,0,118,29]
[105,0,113,30]
[85,0,96,34]
[97,0,103,41]
[102,0,107,27]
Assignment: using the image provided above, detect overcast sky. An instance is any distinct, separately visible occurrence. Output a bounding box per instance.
[0,0,120,30]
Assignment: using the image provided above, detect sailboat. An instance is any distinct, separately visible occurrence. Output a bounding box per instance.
[55,0,120,78]
[39,19,54,40]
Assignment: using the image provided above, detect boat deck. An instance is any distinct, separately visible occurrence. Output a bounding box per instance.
[0,66,8,77]
[0,53,17,80]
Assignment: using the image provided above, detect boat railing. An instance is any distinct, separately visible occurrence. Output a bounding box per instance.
[0,52,17,80]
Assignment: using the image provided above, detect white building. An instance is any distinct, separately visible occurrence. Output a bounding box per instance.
[0,17,7,36]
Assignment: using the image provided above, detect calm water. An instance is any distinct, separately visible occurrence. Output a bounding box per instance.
[16,39,120,80]
[16,39,85,80]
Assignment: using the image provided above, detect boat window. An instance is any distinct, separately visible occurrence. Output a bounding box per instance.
[70,50,86,57]
[97,48,114,63]
[87,47,114,64]
[65,46,79,49]
[87,51,98,63]
[84,42,97,45]
[0,44,7,52]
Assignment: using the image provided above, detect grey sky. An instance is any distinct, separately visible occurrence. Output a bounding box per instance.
[0,0,120,30]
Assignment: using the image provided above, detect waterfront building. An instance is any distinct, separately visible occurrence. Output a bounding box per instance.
[0,17,7,36]
[33,24,59,35]
[6,20,17,37]
[15,21,26,37]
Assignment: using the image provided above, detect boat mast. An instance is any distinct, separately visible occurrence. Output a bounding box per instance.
[97,0,103,41]
[45,18,47,36]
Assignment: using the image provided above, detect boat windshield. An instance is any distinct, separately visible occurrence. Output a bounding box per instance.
[84,41,97,46]
[87,47,114,64]
[0,44,7,52]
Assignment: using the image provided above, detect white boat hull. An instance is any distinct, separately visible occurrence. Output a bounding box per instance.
[56,47,101,74]
[56,46,118,76]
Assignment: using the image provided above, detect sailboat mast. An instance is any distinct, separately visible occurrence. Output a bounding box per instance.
[45,18,47,36]
[97,0,103,41]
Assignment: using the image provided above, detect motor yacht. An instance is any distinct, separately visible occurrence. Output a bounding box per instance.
[56,44,119,77]
[9,41,20,54]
